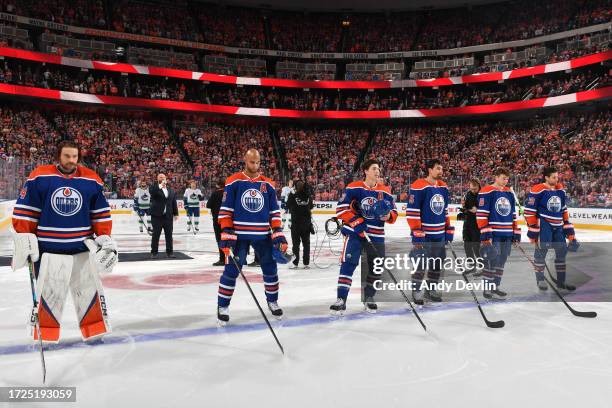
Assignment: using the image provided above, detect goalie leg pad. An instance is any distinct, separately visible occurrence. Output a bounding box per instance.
[34,253,74,343]
[70,252,111,341]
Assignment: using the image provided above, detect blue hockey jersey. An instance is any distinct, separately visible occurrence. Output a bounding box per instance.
[406,179,451,239]
[12,164,112,254]
[335,181,398,243]
[524,183,570,228]
[218,172,281,241]
[476,185,519,237]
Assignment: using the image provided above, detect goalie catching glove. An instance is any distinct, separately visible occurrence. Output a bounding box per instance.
[84,235,118,275]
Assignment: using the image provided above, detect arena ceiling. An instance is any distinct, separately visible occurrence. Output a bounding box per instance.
[209,0,503,12]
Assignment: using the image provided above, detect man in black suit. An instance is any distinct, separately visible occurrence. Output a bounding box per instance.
[149,173,179,258]
[206,178,225,266]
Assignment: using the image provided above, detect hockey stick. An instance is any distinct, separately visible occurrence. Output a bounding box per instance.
[227,249,285,355]
[534,247,574,290]
[27,257,46,384]
[447,243,505,328]
[363,233,427,332]
[516,244,596,318]
[135,211,152,236]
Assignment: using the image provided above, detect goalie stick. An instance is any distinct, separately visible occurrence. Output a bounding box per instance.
[27,258,47,384]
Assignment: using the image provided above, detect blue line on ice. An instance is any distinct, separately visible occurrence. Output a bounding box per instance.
[0,289,600,356]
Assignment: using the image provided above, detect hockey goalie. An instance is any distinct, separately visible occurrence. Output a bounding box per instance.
[11,140,118,343]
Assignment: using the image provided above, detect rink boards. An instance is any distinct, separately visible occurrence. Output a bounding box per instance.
[2,199,611,233]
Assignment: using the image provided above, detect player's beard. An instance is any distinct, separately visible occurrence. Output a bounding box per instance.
[58,161,77,174]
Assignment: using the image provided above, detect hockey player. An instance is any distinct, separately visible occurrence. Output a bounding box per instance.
[183,180,203,233]
[406,159,455,305]
[330,159,398,315]
[216,149,288,325]
[524,166,579,291]
[476,168,522,299]
[280,179,294,229]
[133,180,152,234]
[11,140,117,343]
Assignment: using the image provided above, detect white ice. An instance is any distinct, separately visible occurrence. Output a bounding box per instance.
[0,214,611,408]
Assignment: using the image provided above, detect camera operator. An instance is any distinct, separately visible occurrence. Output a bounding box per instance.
[286,180,314,269]
[461,179,481,274]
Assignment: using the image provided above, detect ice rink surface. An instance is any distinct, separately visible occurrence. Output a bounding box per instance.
[0,213,611,408]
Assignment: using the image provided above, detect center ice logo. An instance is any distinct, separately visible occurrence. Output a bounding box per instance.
[51,187,83,216]
[430,194,445,215]
[241,189,264,213]
[547,195,562,212]
[495,197,512,216]
[360,197,377,219]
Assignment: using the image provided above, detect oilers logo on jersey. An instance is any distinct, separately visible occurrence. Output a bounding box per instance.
[476,184,518,237]
[218,172,281,241]
[336,181,398,243]
[51,187,83,216]
[406,178,450,240]
[546,195,562,212]
[12,164,112,254]
[430,194,445,215]
[495,196,512,216]
[360,196,377,219]
[241,189,265,213]
[524,183,570,228]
